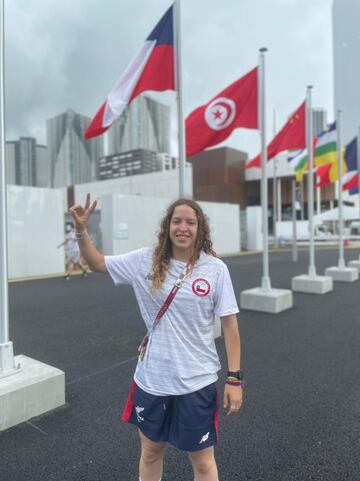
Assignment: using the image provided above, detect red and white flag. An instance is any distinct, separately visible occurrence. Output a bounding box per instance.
[342,171,359,191]
[185,67,258,157]
[85,6,175,140]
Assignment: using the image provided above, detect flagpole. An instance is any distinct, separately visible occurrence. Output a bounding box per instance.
[337,109,345,268]
[259,48,271,291]
[306,86,316,277]
[0,0,17,377]
[174,0,186,198]
[273,109,278,247]
[292,178,298,262]
[300,178,304,220]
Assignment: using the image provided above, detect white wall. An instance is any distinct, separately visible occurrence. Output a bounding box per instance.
[101,195,240,256]
[246,206,262,250]
[7,186,65,279]
[199,200,240,254]
[75,167,193,209]
[276,220,309,241]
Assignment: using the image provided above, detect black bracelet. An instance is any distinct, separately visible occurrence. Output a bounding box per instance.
[227,370,244,381]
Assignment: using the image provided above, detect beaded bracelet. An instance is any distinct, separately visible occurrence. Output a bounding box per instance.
[225,377,244,388]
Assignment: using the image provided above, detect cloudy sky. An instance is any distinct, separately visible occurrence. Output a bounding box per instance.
[5,0,334,157]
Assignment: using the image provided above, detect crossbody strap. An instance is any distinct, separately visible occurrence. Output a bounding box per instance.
[153,265,190,327]
[138,265,191,362]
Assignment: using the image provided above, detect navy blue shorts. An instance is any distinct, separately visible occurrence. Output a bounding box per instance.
[121,381,219,452]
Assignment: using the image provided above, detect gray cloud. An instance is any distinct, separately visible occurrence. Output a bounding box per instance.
[5,0,334,156]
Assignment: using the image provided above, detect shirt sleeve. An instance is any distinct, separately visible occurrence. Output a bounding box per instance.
[214,262,239,317]
[104,248,145,286]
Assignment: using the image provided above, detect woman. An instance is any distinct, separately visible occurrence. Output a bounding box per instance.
[70,194,243,481]
[57,222,88,280]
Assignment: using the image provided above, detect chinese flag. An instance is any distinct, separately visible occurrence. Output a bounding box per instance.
[186,67,258,157]
[246,100,306,168]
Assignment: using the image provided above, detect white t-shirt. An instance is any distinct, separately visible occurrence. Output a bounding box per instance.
[65,231,79,253]
[105,247,239,396]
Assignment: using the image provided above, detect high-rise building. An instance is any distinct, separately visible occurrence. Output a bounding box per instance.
[333,0,360,143]
[5,142,16,184]
[312,108,327,137]
[35,144,50,187]
[5,137,49,186]
[108,95,171,155]
[47,109,103,187]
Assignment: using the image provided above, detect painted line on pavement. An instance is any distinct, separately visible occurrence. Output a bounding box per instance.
[66,356,139,386]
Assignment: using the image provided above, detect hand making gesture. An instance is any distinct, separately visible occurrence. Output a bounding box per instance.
[69,193,97,232]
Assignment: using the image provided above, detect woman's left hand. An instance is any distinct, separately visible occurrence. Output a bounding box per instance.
[223,384,243,416]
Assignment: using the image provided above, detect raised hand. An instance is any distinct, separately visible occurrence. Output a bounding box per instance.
[69,193,97,232]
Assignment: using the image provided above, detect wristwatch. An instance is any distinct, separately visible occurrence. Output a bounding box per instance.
[227,370,244,380]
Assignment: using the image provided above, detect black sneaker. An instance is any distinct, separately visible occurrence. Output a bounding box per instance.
[81,272,88,278]
[64,275,70,280]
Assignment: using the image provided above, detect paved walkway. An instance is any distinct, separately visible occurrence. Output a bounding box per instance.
[1,246,360,481]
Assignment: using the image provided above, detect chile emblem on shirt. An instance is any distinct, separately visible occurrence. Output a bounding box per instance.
[192,278,211,297]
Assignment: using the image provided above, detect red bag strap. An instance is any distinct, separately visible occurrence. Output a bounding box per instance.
[153,265,191,327]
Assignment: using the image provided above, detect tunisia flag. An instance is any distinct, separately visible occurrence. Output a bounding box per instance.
[246,100,306,168]
[186,67,258,157]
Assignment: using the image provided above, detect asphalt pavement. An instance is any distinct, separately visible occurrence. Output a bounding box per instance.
[1,246,360,481]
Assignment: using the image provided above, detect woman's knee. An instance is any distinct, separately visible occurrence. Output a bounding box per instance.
[139,432,166,465]
[189,448,216,474]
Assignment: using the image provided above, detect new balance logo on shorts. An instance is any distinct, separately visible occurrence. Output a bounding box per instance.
[135,406,145,423]
[199,432,210,444]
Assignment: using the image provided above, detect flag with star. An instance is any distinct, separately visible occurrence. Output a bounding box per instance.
[246,100,306,168]
[185,67,258,157]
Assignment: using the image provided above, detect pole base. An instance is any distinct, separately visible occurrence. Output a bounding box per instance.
[0,355,65,431]
[261,276,272,291]
[348,260,360,272]
[240,287,293,313]
[0,342,21,379]
[325,266,359,282]
[292,274,333,294]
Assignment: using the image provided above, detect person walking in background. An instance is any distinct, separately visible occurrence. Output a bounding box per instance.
[69,193,243,481]
[57,223,88,280]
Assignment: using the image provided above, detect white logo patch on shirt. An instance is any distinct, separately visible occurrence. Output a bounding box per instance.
[192,278,211,297]
[199,432,210,444]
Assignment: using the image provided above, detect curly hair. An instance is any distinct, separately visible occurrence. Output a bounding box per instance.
[151,199,216,291]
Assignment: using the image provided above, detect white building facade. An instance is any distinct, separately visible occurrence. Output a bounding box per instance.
[333,0,360,143]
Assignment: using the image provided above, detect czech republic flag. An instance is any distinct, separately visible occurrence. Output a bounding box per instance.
[85,5,175,140]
